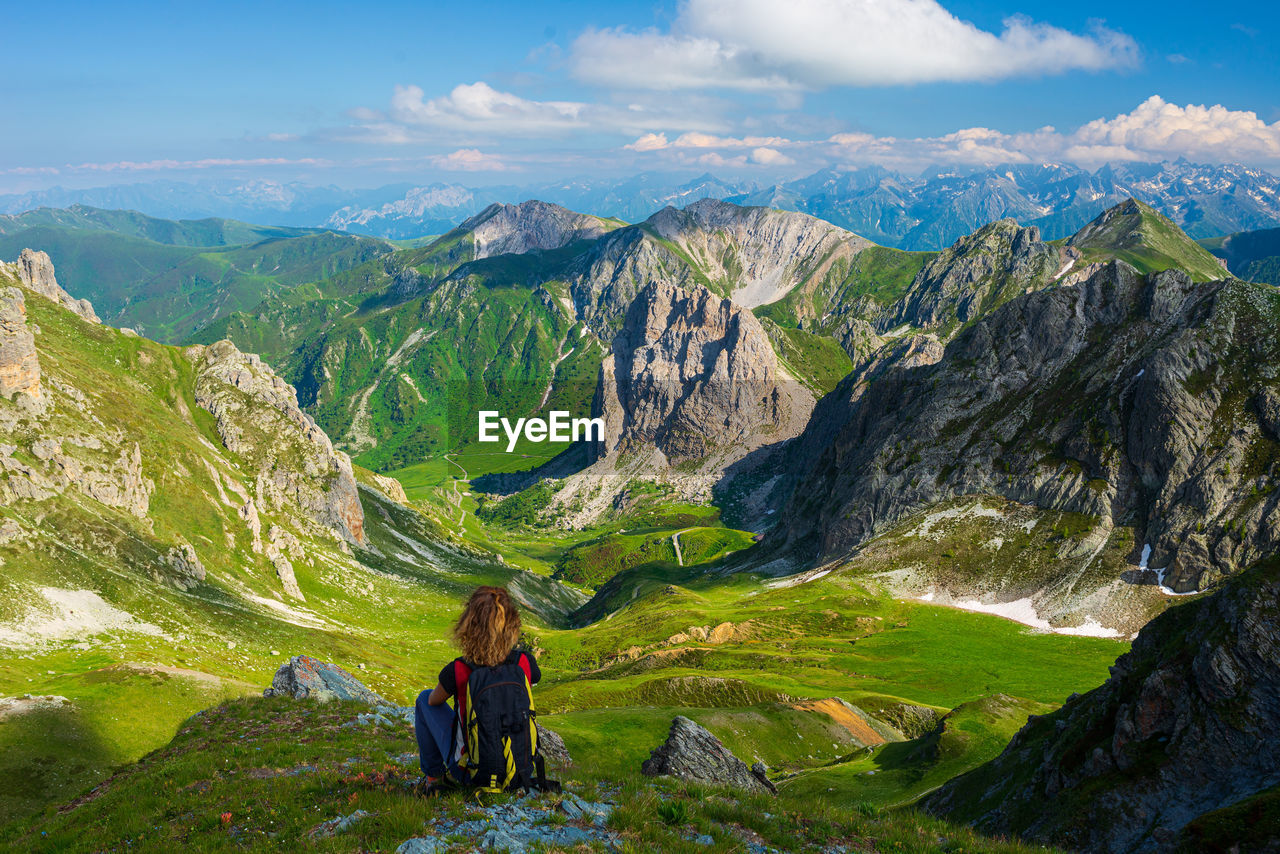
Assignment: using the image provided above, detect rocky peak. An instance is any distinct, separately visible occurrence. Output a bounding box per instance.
[463,200,613,259]
[890,218,1061,335]
[925,556,1280,852]
[0,249,100,324]
[191,340,365,546]
[594,280,813,466]
[772,261,1280,611]
[643,199,873,309]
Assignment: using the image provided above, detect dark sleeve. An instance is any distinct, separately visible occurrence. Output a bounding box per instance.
[438,659,457,696]
[524,652,541,686]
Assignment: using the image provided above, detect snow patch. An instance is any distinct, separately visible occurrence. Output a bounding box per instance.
[1138,543,1200,596]
[917,590,1122,638]
[0,588,167,648]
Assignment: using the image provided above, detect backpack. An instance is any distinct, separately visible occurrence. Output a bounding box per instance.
[452,654,559,794]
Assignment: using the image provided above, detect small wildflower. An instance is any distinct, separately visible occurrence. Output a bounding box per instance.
[220,812,233,825]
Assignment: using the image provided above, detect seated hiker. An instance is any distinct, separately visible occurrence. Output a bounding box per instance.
[414,585,547,794]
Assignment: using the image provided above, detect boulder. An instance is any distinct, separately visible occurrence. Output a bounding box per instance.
[641,715,773,794]
[263,655,387,705]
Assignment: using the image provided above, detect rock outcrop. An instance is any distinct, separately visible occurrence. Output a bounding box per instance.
[641,715,774,794]
[464,200,613,259]
[0,439,152,517]
[192,340,365,546]
[594,281,814,465]
[643,198,872,309]
[890,220,1062,335]
[0,288,41,402]
[162,542,206,591]
[773,262,1280,597]
[924,556,1280,853]
[1,249,100,324]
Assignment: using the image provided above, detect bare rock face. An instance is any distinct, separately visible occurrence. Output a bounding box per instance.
[3,249,100,324]
[925,557,1280,853]
[163,542,206,591]
[0,439,151,517]
[465,201,612,259]
[191,340,365,546]
[266,524,305,600]
[775,263,1280,596]
[890,220,1062,334]
[0,288,41,403]
[641,715,774,794]
[594,281,814,465]
[644,199,872,309]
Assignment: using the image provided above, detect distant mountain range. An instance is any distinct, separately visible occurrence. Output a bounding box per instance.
[7,160,1280,250]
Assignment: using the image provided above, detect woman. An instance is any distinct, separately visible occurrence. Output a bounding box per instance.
[414,585,541,792]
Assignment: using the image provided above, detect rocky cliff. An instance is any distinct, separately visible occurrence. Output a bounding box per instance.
[0,288,41,404]
[924,555,1280,852]
[771,261,1280,608]
[594,281,812,465]
[888,220,1063,336]
[0,248,100,324]
[191,339,365,547]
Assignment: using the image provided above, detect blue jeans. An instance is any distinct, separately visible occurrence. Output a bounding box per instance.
[414,690,461,779]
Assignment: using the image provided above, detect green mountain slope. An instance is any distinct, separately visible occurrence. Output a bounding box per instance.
[0,206,392,342]
[1067,198,1227,281]
[1201,225,1280,286]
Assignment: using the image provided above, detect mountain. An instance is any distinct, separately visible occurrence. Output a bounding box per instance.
[924,554,1280,852]
[0,206,392,342]
[738,161,1280,250]
[1201,225,1280,286]
[0,180,405,228]
[763,251,1280,634]
[1067,198,1227,281]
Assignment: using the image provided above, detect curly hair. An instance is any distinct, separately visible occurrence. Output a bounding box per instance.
[453,586,522,667]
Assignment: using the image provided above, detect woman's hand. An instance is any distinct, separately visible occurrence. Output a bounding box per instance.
[426,683,450,706]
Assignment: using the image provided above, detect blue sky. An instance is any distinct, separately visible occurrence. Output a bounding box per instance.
[3,0,1278,191]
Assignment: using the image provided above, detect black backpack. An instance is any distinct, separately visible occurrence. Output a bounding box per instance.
[454,656,559,793]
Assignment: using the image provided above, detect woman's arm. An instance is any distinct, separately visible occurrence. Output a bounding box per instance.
[426,683,451,706]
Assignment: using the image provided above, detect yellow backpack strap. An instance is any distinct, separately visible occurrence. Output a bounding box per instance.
[461,681,476,770]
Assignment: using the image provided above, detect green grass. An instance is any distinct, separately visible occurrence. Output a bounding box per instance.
[1070,199,1226,282]
[3,695,1065,853]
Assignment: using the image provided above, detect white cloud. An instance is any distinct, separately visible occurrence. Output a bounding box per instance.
[625,97,1280,171]
[750,146,794,165]
[390,82,588,134]
[1067,96,1280,164]
[573,0,1136,90]
[427,148,508,171]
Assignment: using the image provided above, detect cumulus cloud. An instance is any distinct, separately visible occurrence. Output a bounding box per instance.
[1066,96,1280,164]
[427,148,508,171]
[625,97,1280,171]
[573,0,1137,90]
[390,82,587,134]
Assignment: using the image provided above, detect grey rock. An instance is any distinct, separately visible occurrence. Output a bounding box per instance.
[1,249,100,324]
[641,715,774,794]
[309,809,368,839]
[191,339,365,546]
[263,655,387,705]
[773,261,1280,603]
[536,720,572,768]
[162,542,206,591]
[396,838,449,854]
[0,287,40,403]
[466,200,613,259]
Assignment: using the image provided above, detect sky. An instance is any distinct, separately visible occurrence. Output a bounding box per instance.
[3,0,1279,192]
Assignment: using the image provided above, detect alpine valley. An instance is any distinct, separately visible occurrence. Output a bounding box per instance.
[1,183,1278,854]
